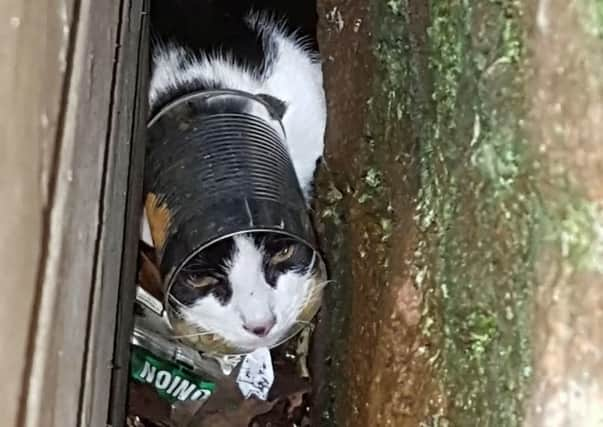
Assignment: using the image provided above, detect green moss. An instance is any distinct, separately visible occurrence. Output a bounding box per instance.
[543,197,603,274]
[313,185,351,427]
[317,0,603,425]
[417,1,536,425]
[580,0,603,37]
[363,168,382,188]
[312,0,603,425]
[371,1,603,425]
[415,0,603,423]
[312,3,414,425]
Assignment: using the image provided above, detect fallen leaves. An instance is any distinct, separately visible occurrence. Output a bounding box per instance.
[128,358,312,427]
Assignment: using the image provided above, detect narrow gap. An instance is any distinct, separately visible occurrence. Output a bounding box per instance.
[75,0,130,423]
[107,0,150,424]
[124,1,335,426]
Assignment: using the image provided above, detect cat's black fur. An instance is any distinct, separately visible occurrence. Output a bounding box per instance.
[171,233,314,307]
[149,0,319,116]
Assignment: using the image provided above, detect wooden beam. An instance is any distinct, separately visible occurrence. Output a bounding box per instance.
[0,0,76,426]
[0,0,146,425]
[80,0,148,426]
[21,0,120,424]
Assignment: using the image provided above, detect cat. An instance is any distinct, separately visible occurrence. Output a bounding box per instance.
[142,0,327,352]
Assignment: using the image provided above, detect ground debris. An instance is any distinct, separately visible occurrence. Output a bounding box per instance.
[128,369,311,427]
[128,318,313,427]
[130,241,316,427]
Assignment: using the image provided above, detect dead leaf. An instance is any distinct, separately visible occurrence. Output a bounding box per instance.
[192,398,276,427]
[128,382,173,427]
[170,399,208,427]
[126,415,147,427]
[138,241,164,301]
[250,381,310,426]
[286,390,306,418]
[170,370,274,427]
[267,368,310,401]
[300,415,312,427]
[296,327,312,379]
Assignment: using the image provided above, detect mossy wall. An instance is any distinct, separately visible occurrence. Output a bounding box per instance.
[416,1,534,424]
[313,0,603,426]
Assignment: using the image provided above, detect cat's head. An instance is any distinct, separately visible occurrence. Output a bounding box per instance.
[167,232,325,352]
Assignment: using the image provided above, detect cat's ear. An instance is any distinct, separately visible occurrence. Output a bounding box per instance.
[256,93,288,120]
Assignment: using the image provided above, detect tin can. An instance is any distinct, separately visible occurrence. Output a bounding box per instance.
[143,89,326,355]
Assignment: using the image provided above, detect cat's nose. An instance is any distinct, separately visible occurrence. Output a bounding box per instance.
[243,317,276,337]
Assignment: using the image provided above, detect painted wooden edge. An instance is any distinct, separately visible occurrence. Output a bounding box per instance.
[79,0,149,425]
[21,0,126,425]
[107,1,150,425]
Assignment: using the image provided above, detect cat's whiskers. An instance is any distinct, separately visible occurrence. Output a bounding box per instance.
[171,329,217,339]
[167,295,188,310]
[315,279,337,289]
[303,278,332,303]
[179,265,209,275]
[166,295,192,320]
[172,331,217,339]
[294,319,313,328]
[166,307,224,340]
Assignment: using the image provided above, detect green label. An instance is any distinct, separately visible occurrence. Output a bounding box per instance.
[130,345,215,403]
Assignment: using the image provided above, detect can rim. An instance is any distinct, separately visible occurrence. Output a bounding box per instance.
[163,227,323,313]
[147,88,287,140]
[162,227,325,356]
[147,88,323,355]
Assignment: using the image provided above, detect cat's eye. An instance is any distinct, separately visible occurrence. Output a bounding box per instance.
[271,245,295,263]
[188,275,219,288]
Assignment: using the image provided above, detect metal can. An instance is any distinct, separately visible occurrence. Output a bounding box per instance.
[143,89,326,355]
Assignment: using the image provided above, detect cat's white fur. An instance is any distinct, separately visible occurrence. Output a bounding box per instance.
[149,13,326,197]
[141,13,326,350]
[142,13,326,246]
[181,235,316,350]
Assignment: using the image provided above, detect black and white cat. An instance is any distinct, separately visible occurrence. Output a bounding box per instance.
[141,0,327,351]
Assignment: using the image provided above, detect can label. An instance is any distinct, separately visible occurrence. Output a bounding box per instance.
[130,344,215,403]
